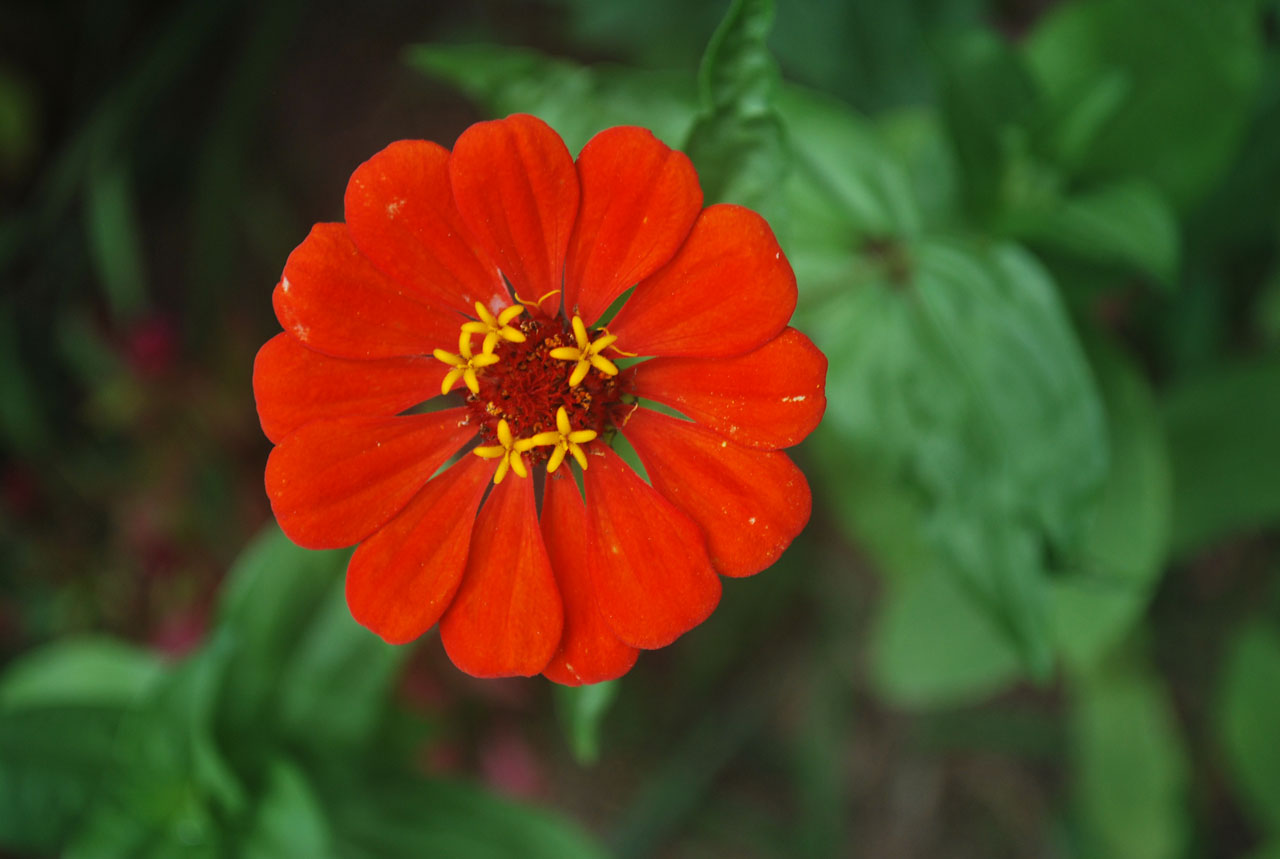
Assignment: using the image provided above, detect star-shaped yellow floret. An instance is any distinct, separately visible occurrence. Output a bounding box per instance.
[549,315,619,387]
[433,331,499,395]
[461,301,526,354]
[472,419,537,484]
[528,406,598,473]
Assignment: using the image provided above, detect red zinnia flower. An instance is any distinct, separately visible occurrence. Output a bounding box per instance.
[253,114,827,684]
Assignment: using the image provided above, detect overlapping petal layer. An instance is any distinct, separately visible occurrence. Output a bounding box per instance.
[274,223,461,359]
[346,455,495,644]
[540,473,638,685]
[564,127,701,326]
[345,140,508,316]
[253,333,444,444]
[450,114,579,315]
[607,204,796,358]
[585,446,721,649]
[628,327,827,450]
[265,410,475,550]
[623,409,812,578]
[440,475,564,677]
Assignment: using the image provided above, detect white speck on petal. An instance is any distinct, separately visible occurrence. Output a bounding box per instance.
[720,440,727,448]
[748,517,756,525]
[291,323,309,340]
[280,276,291,293]
[386,198,405,217]
[489,294,506,315]
[781,395,807,403]
[728,424,738,434]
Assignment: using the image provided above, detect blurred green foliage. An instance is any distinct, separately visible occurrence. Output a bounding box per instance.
[3,0,1280,855]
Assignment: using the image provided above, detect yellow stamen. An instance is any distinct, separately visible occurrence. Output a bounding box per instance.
[433,331,500,395]
[460,301,526,354]
[472,419,538,484]
[527,406,597,473]
[514,288,562,313]
[549,315,620,388]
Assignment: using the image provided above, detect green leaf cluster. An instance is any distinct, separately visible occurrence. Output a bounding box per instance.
[0,527,606,858]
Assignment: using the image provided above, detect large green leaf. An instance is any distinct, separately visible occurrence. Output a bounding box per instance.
[273,581,409,753]
[870,560,1021,707]
[1162,357,1280,557]
[1004,179,1180,286]
[1051,339,1171,671]
[1024,0,1263,209]
[0,636,164,709]
[324,770,608,859]
[238,758,335,859]
[809,238,1107,690]
[936,28,1041,218]
[1070,661,1190,859]
[1218,620,1280,834]
[66,641,242,859]
[0,705,127,853]
[684,0,788,226]
[214,525,407,758]
[85,155,148,323]
[405,44,698,154]
[779,87,923,243]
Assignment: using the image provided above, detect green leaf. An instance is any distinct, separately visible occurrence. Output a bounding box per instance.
[0,706,128,853]
[936,28,1041,218]
[684,0,788,226]
[85,155,149,323]
[1218,620,1280,833]
[273,580,409,752]
[1070,661,1190,859]
[405,44,698,153]
[556,680,619,765]
[239,759,334,859]
[870,560,1021,707]
[325,771,608,859]
[1025,0,1263,209]
[213,524,350,740]
[67,641,242,859]
[809,239,1108,693]
[1051,339,1171,671]
[768,0,986,113]
[777,87,923,241]
[0,637,165,709]
[1162,356,1280,556]
[1006,180,1180,285]
[911,244,1106,676]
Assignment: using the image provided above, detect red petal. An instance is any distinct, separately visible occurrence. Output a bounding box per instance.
[628,327,827,450]
[265,409,476,550]
[274,223,460,360]
[563,127,701,326]
[540,473,638,685]
[623,409,812,578]
[440,475,563,677]
[449,115,579,314]
[584,445,720,649]
[607,204,796,358]
[253,333,445,444]
[345,140,508,316]
[346,455,495,644]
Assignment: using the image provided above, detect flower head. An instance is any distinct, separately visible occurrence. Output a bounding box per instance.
[254,115,827,684]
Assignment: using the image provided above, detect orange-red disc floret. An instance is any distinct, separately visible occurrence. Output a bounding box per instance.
[464,313,634,461]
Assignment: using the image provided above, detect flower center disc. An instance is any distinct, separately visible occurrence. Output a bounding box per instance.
[466,315,629,462]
